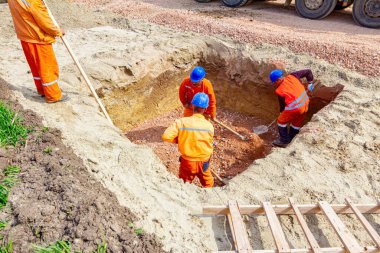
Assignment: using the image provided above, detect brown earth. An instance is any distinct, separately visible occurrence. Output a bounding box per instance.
[75,0,380,77]
[0,78,165,252]
[126,107,276,185]
[125,80,342,185]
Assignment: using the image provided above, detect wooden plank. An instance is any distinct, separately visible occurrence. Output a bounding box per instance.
[262,202,291,253]
[218,246,379,253]
[318,201,362,253]
[227,212,237,248]
[288,198,322,253]
[345,198,380,247]
[228,200,252,253]
[203,203,380,215]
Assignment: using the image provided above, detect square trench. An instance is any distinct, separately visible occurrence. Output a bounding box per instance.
[92,46,343,186]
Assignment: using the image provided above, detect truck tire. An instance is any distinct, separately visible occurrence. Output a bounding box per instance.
[295,0,337,19]
[335,0,354,9]
[222,0,251,7]
[195,0,213,2]
[352,0,380,28]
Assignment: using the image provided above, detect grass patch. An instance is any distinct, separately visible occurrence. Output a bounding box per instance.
[33,240,107,253]
[0,101,29,147]
[0,166,20,210]
[134,227,144,236]
[0,240,13,253]
[43,147,53,154]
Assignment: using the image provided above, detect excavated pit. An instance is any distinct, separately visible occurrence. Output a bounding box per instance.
[98,53,343,184]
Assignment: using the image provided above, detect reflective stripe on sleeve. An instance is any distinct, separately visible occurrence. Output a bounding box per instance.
[21,0,30,7]
[33,77,41,80]
[42,80,58,87]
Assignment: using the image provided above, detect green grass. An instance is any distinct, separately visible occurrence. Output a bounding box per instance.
[134,227,144,236]
[0,220,7,231]
[93,241,107,253]
[33,240,107,253]
[0,101,29,147]
[0,240,13,253]
[0,166,20,210]
[43,147,53,154]
[33,241,71,253]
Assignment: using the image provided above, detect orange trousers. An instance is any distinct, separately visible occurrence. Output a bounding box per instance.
[179,157,214,188]
[277,106,308,128]
[21,41,62,103]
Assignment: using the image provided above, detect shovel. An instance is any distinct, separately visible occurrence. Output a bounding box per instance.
[44,0,113,126]
[253,119,276,135]
[212,118,247,141]
[210,168,228,186]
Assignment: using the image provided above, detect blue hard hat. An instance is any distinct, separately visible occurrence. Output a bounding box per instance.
[190,66,206,82]
[191,92,209,109]
[269,69,283,83]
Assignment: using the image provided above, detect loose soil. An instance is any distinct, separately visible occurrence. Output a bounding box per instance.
[126,107,275,184]
[76,0,380,77]
[0,78,165,253]
[125,81,343,184]
[1,0,379,251]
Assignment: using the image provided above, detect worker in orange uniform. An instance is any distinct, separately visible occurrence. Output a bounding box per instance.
[179,66,216,119]
[8,0,68,103]
[270,69,314,148]
[163,92,214,188]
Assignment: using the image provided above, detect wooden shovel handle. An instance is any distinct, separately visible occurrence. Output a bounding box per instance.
[212,118,246,140]
[44,0,113,126]
[210,169,227,185]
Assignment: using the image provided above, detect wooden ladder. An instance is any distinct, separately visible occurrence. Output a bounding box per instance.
[202,198,380,253]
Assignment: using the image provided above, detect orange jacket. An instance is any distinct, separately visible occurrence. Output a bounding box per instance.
[179,77,217,118]
[162,114,214,161]
[8,0,62,44]
[275,75,309,112]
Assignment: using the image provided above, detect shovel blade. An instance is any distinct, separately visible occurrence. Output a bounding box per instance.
[253,125,269,135]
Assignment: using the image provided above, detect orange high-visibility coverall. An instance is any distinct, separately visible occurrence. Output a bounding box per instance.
[162,114,214,188]
[8,0,63,103]
[275,74,309,129]
[179,77,217,118]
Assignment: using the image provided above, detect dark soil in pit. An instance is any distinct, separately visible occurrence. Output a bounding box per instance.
[125,107,278,185]
[0,78,165,252]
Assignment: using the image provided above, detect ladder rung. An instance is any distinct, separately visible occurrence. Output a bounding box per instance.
[228,200,252,253]
[318,201,362,253]
[345,198,380,247]
[288,198,322,253]
[262,202,291,253]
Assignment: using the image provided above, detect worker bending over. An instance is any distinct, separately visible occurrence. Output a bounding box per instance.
[179,66,216,119]
[163,92,214,188]
[270,69,314,147]
[8,0,67,103]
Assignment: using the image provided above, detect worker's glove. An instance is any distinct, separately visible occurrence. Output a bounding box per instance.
[307,82,314,92]
[202,161,210,172]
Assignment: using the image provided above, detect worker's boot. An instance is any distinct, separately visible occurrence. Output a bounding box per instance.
[289,125,300,142]
[272,125,290,148]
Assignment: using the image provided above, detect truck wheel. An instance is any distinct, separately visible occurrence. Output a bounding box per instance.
[222,0,251,7]
[295,0,337,19]
[195,0,213,2]
[335,0,354,9]
[352,0,380,28]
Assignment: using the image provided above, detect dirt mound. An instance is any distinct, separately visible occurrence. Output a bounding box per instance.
[0,78,165,252]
